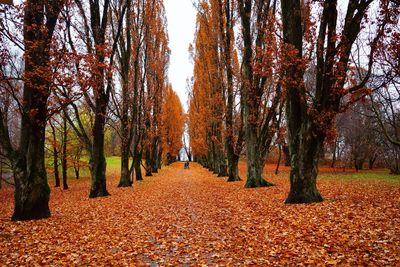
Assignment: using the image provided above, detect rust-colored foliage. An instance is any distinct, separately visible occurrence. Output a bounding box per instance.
[161,85,185,160]
[0,163,399,265]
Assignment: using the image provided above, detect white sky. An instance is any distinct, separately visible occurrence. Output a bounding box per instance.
[164,0,197,111]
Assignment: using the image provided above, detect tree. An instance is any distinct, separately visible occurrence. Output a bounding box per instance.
[60,0,127,197]
[0,0,62,220]
[161,85,184,165]
[280,0,396,203]
[238,0,283,187]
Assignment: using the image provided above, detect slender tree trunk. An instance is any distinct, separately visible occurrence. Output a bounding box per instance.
[62,116,68,190]
[369,154,377,170]
[151,137,159,173]
[135,150,143,181]
[118,78,130,187]
[331,138,337,168]
[118,116,131,186]
[145,147,152,176]
[275,144,282,175]
[283,144,290,166]
[119,144,130,187]
[73,150,81,179]
[0,159,2,189]
[50,123,60,187]
[74,165,80,179]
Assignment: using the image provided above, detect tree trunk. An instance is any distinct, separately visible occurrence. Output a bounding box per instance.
[331,138,337,168]
[89,105,110,198]
[227,153,241,182]
[134,151,143,181]
[118,129,131,187]
[12,122,51,220]
[151,137,160,173]
[275,144,282,175]
[145,147,152,176]
[244,133,273,188]
[50,123,60,187]
[368,154,377,170]
[74,166,80,180]
[62,117,68,190]
[0,159,2,189]
[283,144,290,166]
[285,123,323,203]
[355,157,364,171]
[281,0,323,204]
[10,0,61,220]
[53,148,60,187]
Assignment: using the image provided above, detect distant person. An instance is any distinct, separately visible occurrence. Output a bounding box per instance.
[184,161,189,169]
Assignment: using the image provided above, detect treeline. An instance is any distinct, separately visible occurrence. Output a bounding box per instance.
[0,0,184,220]
[188,0,399,202]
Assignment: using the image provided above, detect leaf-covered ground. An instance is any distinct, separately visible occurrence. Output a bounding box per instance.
[1,162,399,266]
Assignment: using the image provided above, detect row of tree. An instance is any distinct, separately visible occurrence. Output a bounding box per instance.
[188,0,399,202]
[0,0,184,220]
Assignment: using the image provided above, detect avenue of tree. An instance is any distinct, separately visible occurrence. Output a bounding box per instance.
[0,0,399,220]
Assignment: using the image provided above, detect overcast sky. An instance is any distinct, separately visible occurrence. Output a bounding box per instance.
[164,0,197,111]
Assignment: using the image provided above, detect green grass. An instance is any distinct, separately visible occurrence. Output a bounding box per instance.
[106,156,123,171]
[318,170,400,181]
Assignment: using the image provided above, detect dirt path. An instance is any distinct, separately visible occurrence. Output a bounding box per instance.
[0,162,399,266]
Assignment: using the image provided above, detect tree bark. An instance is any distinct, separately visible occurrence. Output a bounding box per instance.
[238,0,275,188]
[244,134,273,188]
[50,122,60,187]
[227,153,241,182]
[285,123,323,203]
[12,91,51,220]
[281,0,323,203]
[10,0,62,220]
[119,144,131,187]
[134,152,143,181]
[62,116,68,190]
[89,102,110,197]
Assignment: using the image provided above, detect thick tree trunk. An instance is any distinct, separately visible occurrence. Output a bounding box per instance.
[227,153,241,182]
[89,106,110,198]
[10,0,61,220]
[12,126,51,220]
[244,133,273,188]
[285,123,323,203]
[281,0,323,204]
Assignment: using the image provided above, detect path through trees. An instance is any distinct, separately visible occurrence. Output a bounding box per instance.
[0,163,399,265]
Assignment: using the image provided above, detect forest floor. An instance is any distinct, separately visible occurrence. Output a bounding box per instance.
[0,162,399,266]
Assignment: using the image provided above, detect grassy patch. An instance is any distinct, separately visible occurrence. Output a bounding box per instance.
[319,170,400,181]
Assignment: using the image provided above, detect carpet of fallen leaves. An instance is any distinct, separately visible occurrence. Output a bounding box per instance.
[1,162,399,266]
